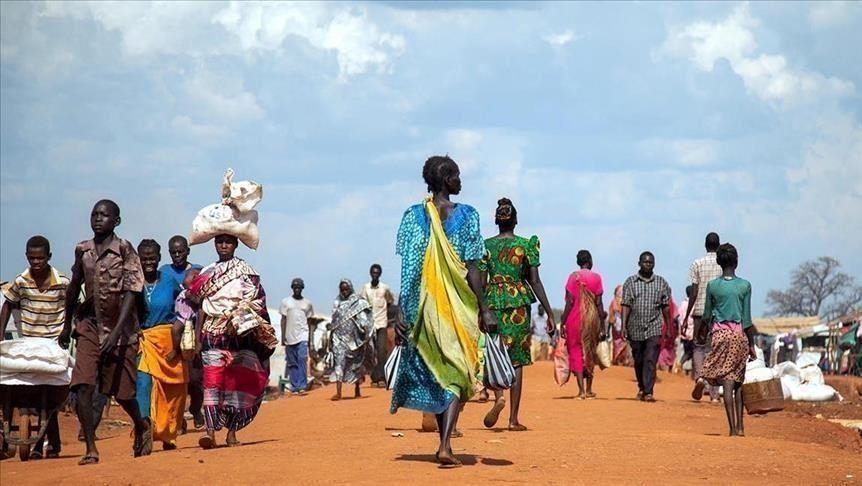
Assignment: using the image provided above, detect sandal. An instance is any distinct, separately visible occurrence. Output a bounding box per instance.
[29,449,43,460]
[198,435,216,450]
[691,378,706,401]
[483,398,506,428]
[77,454,99,466]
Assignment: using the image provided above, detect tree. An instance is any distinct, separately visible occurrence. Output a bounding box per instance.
[766,257,862,320]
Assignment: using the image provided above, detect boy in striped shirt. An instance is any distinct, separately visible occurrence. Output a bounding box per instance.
[0,235,70,458]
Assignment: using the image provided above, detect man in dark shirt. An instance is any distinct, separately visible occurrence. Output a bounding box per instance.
[621,251,672,402]
[59,200,152,465]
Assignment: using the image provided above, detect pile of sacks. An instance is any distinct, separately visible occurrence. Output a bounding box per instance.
[0,337,73,386]
[744,354,841,402]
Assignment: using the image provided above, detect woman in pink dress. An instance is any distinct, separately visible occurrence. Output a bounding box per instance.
[560,250,607,399]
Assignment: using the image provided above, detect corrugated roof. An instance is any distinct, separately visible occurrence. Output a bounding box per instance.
[753,316,821,336]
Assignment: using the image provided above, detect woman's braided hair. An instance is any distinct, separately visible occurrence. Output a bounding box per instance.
[422,155,458,193]
[494,197,517,226]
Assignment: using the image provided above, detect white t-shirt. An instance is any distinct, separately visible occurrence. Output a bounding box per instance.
[360,282,393,330]
[279,297,314,345]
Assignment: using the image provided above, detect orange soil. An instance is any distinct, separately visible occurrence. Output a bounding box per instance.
[2,363,860,485]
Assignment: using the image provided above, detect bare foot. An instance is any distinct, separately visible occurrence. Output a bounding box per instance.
[330,394,342,401]
[508,423,528,432]
[436,449,462,468]
[483,398,506,428]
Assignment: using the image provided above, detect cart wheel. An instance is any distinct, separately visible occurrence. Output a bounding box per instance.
[17,412,30,462]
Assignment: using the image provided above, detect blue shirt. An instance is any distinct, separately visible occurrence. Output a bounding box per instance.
[142,273,182,329]
[158,263,202,289]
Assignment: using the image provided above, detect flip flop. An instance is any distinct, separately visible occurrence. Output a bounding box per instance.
[77,454,99,466]
[198,435,216,450]
[483,398,506,428]
[691,378,706,401]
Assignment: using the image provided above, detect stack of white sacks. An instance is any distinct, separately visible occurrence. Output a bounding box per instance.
[744,350,841,402]
[0,337,73,386]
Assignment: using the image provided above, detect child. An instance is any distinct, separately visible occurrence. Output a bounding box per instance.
[693,243,755,437]
[0,235,70,458]
[59,199,152,465]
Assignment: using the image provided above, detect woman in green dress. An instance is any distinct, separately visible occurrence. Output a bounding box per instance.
[479,198,555,431]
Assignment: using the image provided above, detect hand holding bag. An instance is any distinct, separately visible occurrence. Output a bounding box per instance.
[553,337,571,386]
[483,333,517,390]
[596,339,612,369]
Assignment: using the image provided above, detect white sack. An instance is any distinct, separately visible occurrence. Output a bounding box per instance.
[790,384,837,402]
[0,337,72,375]
[189,168,263,250]
[772,361,801,379]
[780,375,800,398]
[744,367,775,384]
[746,359,766,372]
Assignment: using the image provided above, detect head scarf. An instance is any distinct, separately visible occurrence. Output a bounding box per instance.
[337,278,355,300]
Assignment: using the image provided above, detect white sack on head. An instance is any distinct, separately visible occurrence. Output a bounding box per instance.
[189,168,263,250]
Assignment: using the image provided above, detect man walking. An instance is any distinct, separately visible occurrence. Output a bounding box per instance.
[621,251,671,402]
[360,264,394,387]
[683,232,723,401]
[280,278,315,395]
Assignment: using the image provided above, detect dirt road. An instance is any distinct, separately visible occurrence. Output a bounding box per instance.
[2,363,860,485]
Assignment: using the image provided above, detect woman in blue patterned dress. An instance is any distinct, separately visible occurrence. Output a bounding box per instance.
[390,155,497,467]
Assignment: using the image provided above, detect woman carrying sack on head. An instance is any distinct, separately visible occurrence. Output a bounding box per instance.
[560,250,607,399]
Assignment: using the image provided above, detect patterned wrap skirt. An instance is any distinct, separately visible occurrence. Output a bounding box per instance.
[701,323,749,385]
[201,332,269,432]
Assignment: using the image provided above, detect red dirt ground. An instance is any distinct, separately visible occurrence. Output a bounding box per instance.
[2,363,860,485]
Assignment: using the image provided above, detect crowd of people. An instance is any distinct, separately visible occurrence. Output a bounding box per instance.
[0,155,757,468]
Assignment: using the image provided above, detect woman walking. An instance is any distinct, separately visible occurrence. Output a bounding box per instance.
[560,250,607,399]
[608,285,633,366]
[193,234,277,449]
[479,198,555,431]
[329,279,374,401]
[390,155,495,467]
[692,243,755,436]
[136,239,189,451]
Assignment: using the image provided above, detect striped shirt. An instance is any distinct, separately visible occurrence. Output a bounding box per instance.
[688,252,722,316]
[1,267,69,338]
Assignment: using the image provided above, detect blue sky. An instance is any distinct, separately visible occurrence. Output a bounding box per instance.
[2,1,860,316]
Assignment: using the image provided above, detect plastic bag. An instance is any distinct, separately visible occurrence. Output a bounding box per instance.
[483,333,516,390]
[553,337,570,386]
[384,345,402,390]
[189,169,262,249]
[596,340,612,369]
[790,384,837,402]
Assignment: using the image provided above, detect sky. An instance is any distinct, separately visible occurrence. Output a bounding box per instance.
[1,1,861,317]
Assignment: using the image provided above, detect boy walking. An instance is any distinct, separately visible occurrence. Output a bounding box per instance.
[360,264,394,387]
[59,200,152,465]
[0,235,70,458]
[279,278,315,394]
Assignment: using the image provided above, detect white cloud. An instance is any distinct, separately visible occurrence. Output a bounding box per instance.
[213,3,405,80]
[657,4,855,107]
[184,70,265,123]
[171,115,231,141]
[543,29,579,47]
[808,1,861,30]
[641,138,720,167]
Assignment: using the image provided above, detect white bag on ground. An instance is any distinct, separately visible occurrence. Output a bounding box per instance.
[190,168,262,249]
[798,363,825,386]
[746,359,766,372]
[772,361,801,379]
[744,367,775,384]
[790,384,837,402]
[780,375,800,398]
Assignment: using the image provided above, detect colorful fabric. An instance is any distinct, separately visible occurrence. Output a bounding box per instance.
[2,267,69,338]
[564,270,604,374]
[658,299,679,369]
[478,236,539,310]
[72,236,144,343]
[703,277,753,329]
[329,285,374,384]
[137,325,188,443]
[495,306,532,366]
[391,199,484,414]
[701,325,749,384]
[201,332,269,432]
[196,257,273,431]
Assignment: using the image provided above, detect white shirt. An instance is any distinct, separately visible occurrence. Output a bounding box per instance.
[279,296,314,345]
[360,282,393,330]
[531,311,550,343]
